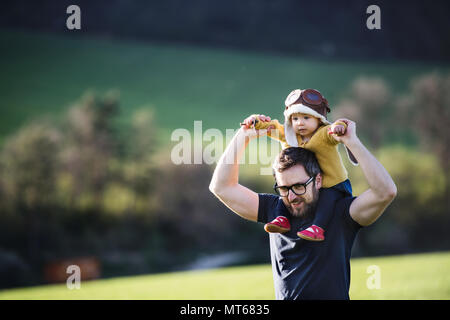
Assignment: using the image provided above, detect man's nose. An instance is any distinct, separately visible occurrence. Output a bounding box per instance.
[288,189,298,202]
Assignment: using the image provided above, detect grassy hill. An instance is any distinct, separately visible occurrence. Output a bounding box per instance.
[0,251,449,300]
[1,29,448,146]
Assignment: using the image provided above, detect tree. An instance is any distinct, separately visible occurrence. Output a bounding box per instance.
[332,76,392,148]
[60,92,120,211]
[396,72,450,209]
[0,121,62,265]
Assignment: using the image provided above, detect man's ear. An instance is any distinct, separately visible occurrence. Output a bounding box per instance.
[315,173,322,189]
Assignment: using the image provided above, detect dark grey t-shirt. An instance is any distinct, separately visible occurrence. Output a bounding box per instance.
[258,193,361,300]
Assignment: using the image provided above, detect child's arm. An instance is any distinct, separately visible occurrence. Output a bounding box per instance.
[326,120,359,165]
[309,121,358,166]
[311,121,347,147]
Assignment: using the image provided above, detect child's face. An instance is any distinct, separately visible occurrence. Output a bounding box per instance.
[291,113,320,137]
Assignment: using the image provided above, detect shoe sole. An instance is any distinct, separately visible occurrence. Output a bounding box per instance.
[297,233,324,241]
[264,224,290,233]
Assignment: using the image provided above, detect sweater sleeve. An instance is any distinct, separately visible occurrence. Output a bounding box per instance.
[333,120,348,128]
[317,120,347,146]
[314,125,340,146]
[253,116,286,143]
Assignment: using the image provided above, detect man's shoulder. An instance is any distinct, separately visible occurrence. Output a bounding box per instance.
[335,195,356,211]
[257,193,285,223]
[334,196,362,230]
[258,193,281,210]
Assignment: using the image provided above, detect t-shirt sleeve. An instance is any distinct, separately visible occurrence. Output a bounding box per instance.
[257,193,280,224]
[336,196,363,232]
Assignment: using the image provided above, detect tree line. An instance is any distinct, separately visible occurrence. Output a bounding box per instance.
[1,0,449,62]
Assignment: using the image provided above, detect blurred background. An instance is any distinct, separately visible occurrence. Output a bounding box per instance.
[0,0,449,296]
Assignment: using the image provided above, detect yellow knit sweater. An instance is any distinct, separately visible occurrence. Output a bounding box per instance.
[254,117,348,188]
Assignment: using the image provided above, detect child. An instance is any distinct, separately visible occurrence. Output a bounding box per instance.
[242,88,357,241]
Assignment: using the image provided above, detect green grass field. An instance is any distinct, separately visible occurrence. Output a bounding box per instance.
[1,29,449,146]
[1,251,449,300]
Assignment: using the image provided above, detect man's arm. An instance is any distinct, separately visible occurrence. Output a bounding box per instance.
[209,126,261,222]
[332,119,397,227]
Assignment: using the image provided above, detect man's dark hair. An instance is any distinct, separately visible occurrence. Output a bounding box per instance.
[273,147,321,177]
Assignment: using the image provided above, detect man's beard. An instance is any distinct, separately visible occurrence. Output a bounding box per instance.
[283,185,319,218]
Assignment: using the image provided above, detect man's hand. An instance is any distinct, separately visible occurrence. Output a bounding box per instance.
[241,114,271,128]
[240,114,275,137]
[328,119,357,146]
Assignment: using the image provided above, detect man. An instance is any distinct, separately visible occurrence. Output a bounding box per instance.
[209,117,397,300]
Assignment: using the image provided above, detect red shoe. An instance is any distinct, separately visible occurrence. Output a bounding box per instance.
[264,216,291,233]
[297,225,325,241]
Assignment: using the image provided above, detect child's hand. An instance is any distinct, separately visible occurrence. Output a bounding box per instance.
[328,119,358,145]
[240,114,271,129]
[328,124,346,136]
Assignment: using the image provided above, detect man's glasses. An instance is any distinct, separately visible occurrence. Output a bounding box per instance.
[273,176,315,197]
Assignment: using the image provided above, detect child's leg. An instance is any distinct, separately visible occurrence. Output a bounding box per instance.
[264,216,291,234]
[312,187,344,229]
